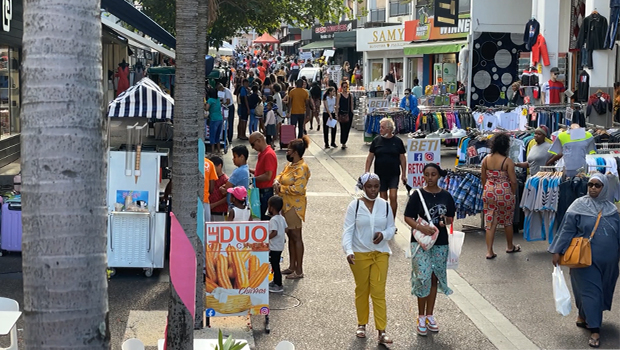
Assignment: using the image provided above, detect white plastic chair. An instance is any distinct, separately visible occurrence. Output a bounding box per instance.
[0,297,19,350]
[121,338,145,350]
[275,340,295,350]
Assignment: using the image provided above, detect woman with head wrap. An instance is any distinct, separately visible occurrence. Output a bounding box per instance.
[549,173,620,348]
[404,163,456,336]
[342,172,396,345]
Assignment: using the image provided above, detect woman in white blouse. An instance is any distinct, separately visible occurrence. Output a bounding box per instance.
[322,87,337,149]
[342,172,396,345]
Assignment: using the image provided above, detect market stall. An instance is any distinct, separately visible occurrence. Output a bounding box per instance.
[106,77,173,277]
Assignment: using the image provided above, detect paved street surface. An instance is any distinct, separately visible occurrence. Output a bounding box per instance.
[1,118,619,350]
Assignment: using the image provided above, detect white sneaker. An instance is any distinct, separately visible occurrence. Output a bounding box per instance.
[426,315,439,332]
[417,316,428,336]
[451,128,466,138]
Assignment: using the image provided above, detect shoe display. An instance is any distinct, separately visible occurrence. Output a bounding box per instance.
[426,315,439,332]
[451,128,466,138]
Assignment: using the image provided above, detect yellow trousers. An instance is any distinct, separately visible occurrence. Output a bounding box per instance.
[349,251,390,330]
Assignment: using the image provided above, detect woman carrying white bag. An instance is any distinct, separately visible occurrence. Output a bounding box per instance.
[404,163,456,337]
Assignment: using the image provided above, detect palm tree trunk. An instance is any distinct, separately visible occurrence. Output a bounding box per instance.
[21,0,109,349]
[194,0,208,330]
[166,0,201,346]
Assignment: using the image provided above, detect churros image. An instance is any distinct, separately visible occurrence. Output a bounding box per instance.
[205,277,218,293]
[248,255,259,280]
[249,263,269,288]
[240,247,251,263]
[216,254,233,289]
[231,248,250,289]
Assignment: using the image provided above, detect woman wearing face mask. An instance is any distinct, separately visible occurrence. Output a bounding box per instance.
[404,163,456,337]
[549,173,620,349]
[274,135,312,279]
[342,173,396,345]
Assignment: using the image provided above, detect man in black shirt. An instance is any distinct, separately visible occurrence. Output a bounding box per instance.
[365,118,407,218]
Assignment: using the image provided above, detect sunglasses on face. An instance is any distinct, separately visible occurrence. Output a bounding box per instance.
[405,93,410,95]
[588,182,603,188]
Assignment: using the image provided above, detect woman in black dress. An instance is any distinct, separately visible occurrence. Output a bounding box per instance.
[336,81,354,149]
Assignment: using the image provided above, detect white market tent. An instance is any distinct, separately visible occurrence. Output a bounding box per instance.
[107,77,174,119]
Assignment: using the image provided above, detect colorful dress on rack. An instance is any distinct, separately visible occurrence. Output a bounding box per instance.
[483,158,515,229]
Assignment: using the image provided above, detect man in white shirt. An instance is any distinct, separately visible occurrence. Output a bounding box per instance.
[217,83,235,143]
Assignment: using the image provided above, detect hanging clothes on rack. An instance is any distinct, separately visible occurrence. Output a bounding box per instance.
[520,171,562,243]
[439,168,484,219]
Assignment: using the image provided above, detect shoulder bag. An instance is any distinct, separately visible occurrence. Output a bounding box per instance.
[338,94,350,123]
[559,211,601,268]
[412,189,439,251]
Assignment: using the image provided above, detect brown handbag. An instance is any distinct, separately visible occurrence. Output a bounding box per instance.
[559,211,601,268]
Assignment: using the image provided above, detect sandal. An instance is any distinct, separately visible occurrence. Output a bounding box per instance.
[486,254,497,260]
[281,269,294,275]
[589,335,600,348]
[356,325,366,338]
[378,332,393,345]
[506,245,522,253]
[285,272,304,279]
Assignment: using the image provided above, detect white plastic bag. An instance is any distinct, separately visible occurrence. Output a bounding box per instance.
[447,229,465,270]
[552,266,572,316]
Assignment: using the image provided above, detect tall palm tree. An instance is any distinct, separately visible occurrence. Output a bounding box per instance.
[166,0,203,346]
[21,0,109,349]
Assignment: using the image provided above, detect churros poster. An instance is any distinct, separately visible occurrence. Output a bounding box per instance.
[205,221,270,317]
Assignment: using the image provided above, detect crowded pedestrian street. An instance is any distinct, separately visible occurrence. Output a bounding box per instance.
[3,122,618,349]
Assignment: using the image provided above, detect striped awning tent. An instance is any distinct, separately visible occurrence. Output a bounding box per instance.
[107,77,174,119]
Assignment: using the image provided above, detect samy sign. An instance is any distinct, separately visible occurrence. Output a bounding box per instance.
[356,24,407,51]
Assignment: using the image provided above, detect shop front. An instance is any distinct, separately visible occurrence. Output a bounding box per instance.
[301,20,357,63]
[0,0,23,168]
[356,24,408,94]
[403,12,470,105]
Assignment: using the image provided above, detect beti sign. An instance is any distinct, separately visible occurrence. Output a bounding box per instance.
[356,24,407,51]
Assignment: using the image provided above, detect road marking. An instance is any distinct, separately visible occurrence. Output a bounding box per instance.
[123,310,167,347]
[305,139,540,350]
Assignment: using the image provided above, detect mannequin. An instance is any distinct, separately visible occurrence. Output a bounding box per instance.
[116,59,130,96]
[541,67,565,104]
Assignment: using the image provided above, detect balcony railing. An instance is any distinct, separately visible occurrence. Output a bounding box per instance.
[369,8,386,22]
[389,1,411,16]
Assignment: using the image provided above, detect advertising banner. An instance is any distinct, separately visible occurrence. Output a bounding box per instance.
[404,13,470,42]
[205,221,270,317]
[367,97,390,114]
[407,139,441,188]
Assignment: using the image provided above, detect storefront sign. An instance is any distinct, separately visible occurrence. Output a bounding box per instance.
[356,24,407,52]
[434,0,459,27]
[312,20,356,41]
[367,97,390,113]
[205,221,270,317]
[407,139,441,188]
[405,13,470,42]
[2,0,11,32]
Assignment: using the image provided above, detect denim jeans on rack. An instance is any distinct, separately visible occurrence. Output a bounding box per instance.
[580,47,593,69]
[605,6,620,50]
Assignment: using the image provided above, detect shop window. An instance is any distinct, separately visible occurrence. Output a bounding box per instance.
[370,59,383,82]
[389,1,410,16]
[0,46,20,138]
[408,57,421,87]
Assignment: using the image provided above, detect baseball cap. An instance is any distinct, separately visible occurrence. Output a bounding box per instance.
[550,67,560,74]
[227,186,247,200]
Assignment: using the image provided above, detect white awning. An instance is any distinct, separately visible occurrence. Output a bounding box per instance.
[107,77,174,119]
[102,16,176,59]
[280,40,300,47]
